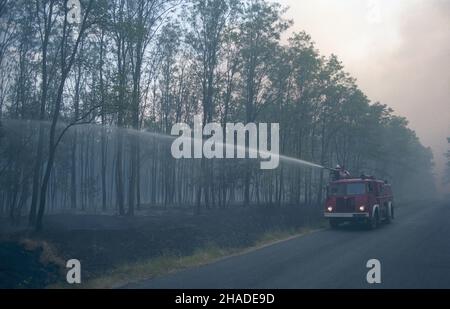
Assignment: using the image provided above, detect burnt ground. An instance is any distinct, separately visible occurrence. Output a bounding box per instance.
[0,241,60,288]
[0,205,322,288]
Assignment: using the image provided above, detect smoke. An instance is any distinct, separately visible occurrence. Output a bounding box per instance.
[355,0,450,195]
[279,0,450,195]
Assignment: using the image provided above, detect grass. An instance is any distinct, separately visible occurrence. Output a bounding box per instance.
[49,223,325,289]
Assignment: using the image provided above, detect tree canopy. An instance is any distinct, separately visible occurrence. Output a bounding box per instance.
[0,0,437,230]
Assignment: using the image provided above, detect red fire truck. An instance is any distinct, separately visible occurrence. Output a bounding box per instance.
[324,176,394,229]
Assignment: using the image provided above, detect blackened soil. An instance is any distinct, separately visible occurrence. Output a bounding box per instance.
[1,205,321,287]
[0,242,60,288]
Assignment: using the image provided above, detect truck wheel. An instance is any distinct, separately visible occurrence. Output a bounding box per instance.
[385,206,391,224]
[329,219,340,229]
[386,204,394,223]
[367,210,379,230]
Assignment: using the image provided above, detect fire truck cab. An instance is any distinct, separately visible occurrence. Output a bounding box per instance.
[324,177,394,229]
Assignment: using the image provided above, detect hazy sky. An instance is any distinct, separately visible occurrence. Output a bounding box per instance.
[277,0,450,193]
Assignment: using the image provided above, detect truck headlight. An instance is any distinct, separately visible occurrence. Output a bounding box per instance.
[327,206,333,212]
[359,205,366,212]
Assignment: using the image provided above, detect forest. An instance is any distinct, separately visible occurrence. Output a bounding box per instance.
[0,0,437,232]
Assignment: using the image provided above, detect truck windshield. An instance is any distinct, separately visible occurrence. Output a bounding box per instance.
[329,183,366,196]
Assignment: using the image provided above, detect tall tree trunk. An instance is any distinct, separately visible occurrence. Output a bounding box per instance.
[70,53,82,209]
[35,1,93,231]
[29,2,54,226]
[99,29,107,212]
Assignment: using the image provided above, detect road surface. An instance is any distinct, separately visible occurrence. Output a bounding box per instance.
[126,201,450,288]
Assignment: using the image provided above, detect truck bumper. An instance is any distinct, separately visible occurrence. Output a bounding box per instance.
[324,213,369,218]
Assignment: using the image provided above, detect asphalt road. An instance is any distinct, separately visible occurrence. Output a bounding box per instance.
[127,201,450,288]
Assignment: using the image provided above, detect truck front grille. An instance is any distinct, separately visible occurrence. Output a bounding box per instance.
[335,197,356,212]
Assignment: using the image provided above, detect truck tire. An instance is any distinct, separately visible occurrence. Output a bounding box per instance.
[385,204,391,224]
[386,203,394,223]
[367,210,379,230]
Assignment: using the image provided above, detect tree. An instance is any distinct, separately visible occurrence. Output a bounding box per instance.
[127,0,177,215]
[237,0,290,206]
[29,0,58,226]
[35,0,98,231]
[186,0,239,210]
